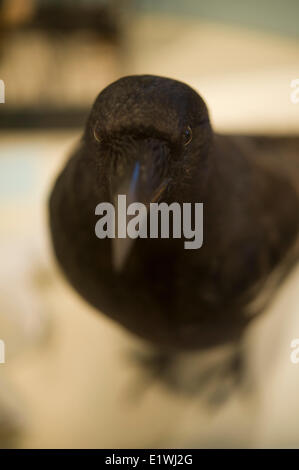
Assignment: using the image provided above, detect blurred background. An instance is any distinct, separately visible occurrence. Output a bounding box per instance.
[0,0,298,448]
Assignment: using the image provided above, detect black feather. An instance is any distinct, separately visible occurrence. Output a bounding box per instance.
[49,75,299,356]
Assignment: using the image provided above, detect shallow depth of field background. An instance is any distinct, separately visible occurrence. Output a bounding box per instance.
[0,0,299,448]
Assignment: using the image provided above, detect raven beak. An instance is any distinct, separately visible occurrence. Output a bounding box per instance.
[112,161,169,272]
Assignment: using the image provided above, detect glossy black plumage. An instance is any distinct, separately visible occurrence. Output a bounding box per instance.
[49,75,299,353]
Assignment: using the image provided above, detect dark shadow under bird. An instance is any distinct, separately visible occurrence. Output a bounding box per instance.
[49,75,299,396]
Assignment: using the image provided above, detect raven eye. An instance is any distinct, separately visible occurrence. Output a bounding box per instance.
[93,124,102,143]
[183,126,192,146]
